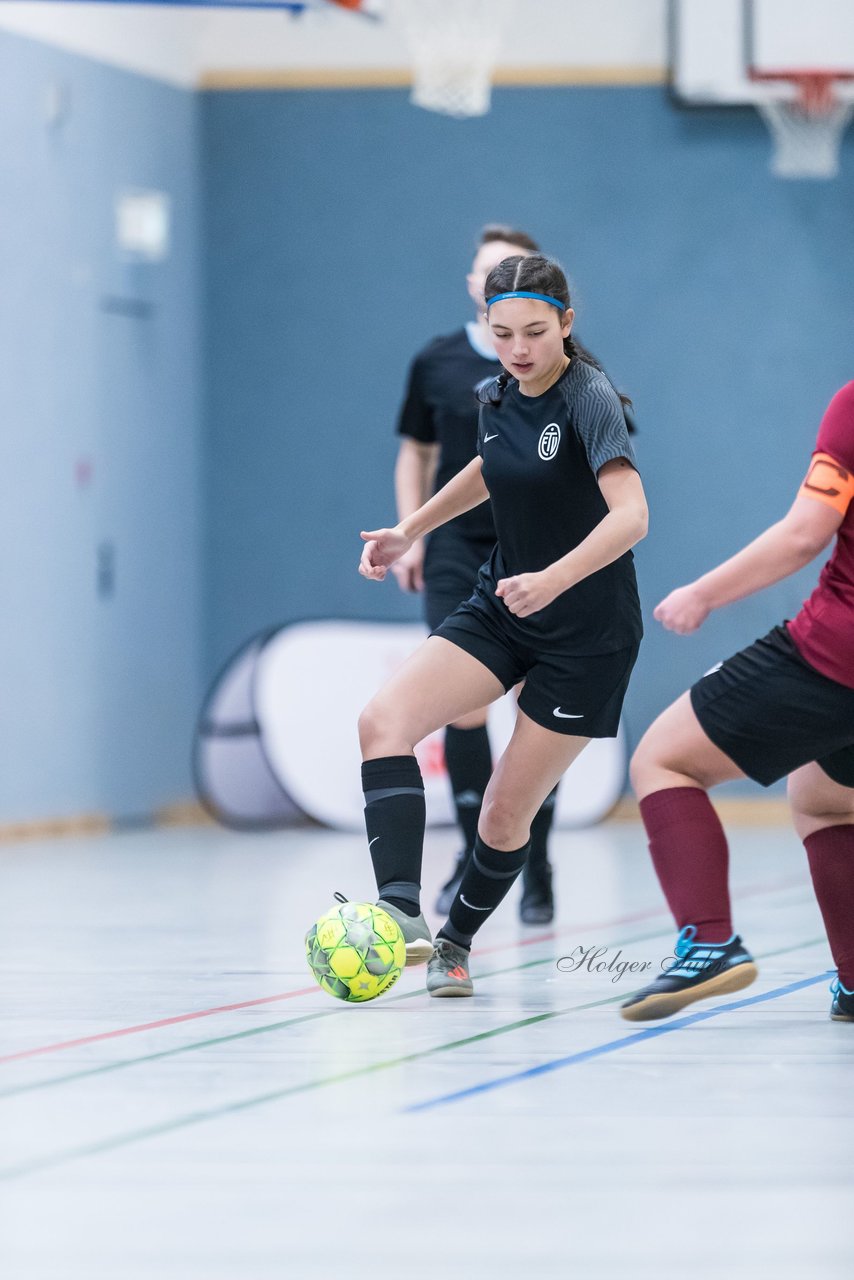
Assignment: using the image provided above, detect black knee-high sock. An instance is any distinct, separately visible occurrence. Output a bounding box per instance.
[443,725,492,853]
[527,786,558,872]
[362,755,425,917]
[439,835,530,949]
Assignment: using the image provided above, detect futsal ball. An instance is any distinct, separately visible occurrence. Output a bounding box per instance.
[305,896,405,1002]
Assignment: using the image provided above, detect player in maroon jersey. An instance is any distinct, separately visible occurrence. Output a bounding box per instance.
[623,382,854,1023]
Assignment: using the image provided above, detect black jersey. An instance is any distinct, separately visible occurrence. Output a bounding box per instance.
[474,358,642,654]
[396,328,498,543]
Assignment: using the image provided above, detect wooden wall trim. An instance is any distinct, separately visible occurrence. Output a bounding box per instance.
[198,64,667,91]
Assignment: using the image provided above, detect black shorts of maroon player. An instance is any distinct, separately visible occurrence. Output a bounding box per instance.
[432,601,639,738]
[690,625,854,788]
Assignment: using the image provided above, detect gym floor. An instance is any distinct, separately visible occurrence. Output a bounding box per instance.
[0,820,850,1279]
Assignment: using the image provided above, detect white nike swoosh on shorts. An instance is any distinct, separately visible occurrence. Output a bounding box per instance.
[483,433,499,442]
[460,894,492,911]
[553,708,584,719]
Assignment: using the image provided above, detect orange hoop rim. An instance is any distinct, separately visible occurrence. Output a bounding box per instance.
[749,68,854,114]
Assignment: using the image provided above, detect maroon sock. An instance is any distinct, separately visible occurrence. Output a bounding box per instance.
[804,824,854,989]
[638,787,733,942]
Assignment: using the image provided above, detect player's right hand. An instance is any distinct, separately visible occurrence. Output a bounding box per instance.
[359,526,414,581]
[653,583,711,634]
[390,542,425,593]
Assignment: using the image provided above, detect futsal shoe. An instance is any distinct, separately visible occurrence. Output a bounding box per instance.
[830,978,854,1022]
[376,899,433,967]
[620,927,758,1022]
[435,849,469,915]
[426,939,474,997]
[519,859,554,925]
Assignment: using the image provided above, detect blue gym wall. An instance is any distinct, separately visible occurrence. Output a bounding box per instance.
[0,32,203,823]
[6,45,853,822]
[201,85,854,778]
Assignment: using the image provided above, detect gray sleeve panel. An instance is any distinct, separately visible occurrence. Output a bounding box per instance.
[565,371,638,475]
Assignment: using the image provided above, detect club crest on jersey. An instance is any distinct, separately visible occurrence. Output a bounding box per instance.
[538,422,561,461]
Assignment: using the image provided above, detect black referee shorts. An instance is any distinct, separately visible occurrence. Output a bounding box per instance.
[423,533,494,634]
[432,600,638,739]
[690,625,854,788]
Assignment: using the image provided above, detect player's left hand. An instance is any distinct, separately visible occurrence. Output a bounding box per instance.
[653,584,711,634]
[495,571,558,618]
[359,526,413,581]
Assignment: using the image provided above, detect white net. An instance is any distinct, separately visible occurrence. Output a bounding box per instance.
[391,0,516,119]
[756,78,854,179]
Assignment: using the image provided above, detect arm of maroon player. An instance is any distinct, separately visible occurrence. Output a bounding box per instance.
[654,385,854,635]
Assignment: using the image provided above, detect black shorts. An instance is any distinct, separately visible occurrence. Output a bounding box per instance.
[432,601,639,738]
[423,533,494,634]
[690,625,854,788]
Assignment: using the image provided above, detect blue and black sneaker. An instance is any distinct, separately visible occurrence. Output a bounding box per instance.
[830,978,854,1022]
[620,926,758,1022]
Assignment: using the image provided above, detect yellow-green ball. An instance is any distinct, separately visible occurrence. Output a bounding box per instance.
[305,901,405,1002]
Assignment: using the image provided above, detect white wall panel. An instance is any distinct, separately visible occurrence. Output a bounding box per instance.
[0,0,667,87]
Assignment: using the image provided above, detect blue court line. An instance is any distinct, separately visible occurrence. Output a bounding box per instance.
[404,970,835,1113]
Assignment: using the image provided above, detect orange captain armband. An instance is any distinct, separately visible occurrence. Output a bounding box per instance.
[799,452,854,516]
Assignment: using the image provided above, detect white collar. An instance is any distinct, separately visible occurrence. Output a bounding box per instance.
[465,321,500,361]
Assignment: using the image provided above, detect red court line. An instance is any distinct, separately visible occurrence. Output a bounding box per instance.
[0,870,807,1067]
[0,986,320,1066]
[471,871,807,958]
[471,903,666,958]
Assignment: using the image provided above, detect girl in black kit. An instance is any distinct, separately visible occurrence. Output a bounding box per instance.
[393,225,560,923]
[358,255,647,996]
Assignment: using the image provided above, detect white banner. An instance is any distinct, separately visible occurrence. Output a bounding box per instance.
[253,620,626,831]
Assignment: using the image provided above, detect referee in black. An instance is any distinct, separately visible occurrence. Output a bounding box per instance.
[392,225,559,924]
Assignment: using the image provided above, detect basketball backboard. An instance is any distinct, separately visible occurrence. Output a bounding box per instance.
[670,0,854,106]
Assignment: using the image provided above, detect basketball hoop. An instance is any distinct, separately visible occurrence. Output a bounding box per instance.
[391,0,515,119]
[753,72,854,178]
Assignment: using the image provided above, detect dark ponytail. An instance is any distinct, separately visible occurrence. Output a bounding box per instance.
[484,254,634,417]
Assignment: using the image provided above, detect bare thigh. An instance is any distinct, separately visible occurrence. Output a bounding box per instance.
[448,676,527,734]
[478,708,590,850]
[630,691,746,801]
[788,761,854,840]
[359,636,506,759]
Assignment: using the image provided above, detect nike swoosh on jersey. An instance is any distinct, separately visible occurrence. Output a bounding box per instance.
[483,433,499,442]
[460,894,492,911]
[553,708,584,719]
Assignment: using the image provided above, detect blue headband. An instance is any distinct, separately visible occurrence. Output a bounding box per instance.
[487,290,566,311]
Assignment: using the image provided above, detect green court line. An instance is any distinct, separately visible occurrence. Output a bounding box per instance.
[0,888,821,1103]
[0,874,810,1081]
[0,932,825,1181]
[0,924,676,1101]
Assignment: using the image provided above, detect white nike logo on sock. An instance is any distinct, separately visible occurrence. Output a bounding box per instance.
[460,894,492,911]
[369,837,380,848]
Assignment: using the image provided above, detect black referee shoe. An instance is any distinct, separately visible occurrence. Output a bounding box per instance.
[830,978,854,1022]
[620,927,758,1022]
[519,859,554,925]
[435,848,469,915]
